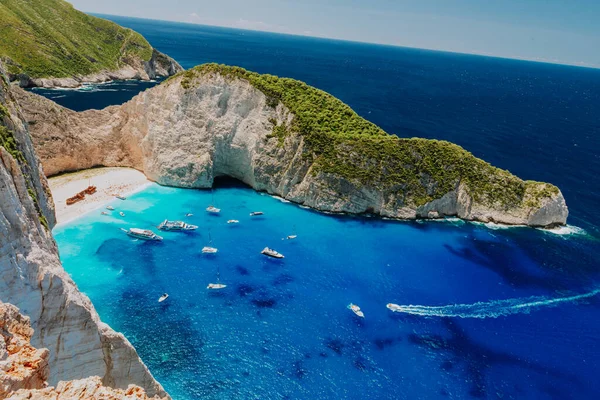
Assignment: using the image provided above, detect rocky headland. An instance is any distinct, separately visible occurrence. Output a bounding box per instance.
[15,64,568,227]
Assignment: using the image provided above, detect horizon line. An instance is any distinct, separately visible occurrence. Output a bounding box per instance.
[93,12,600,71]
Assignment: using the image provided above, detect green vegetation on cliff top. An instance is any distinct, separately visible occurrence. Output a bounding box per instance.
[177,63,560,209]
[0,0,153,78]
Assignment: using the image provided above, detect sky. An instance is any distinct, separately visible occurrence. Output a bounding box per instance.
[69,0,600,68]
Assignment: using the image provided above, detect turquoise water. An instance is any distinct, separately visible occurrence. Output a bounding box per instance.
[54,181,600,399]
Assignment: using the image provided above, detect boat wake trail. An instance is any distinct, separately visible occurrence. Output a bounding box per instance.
[387,289,600,319]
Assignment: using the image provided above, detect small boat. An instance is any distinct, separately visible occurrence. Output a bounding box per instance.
[119,212,125,217]
[185,213,194,217]
[227,219,239,224]
[157,219,198,231]
[158,293,169,303]
[347,303,365,318]
[250,211,264,216]
[261,247,284,259]
[121,228,163,241]
[115,195,126,200]
[206,205,221,214]
[386,303,402,312]
[207,283,227,290]
[202,233,218,253]
[101,211,109,216]
[286,235,297,240]
[106,206,115,211]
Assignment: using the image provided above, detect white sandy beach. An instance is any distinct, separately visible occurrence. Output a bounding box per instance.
[49,167,152,225]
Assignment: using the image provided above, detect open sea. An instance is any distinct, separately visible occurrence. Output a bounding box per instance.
[47,15,600,400]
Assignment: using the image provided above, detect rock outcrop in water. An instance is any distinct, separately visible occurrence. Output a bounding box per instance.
[15,64,569,227]
[0,62,168,398]
[0,302,167,399]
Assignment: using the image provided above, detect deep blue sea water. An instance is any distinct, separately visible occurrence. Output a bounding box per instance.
[46,15,600,400]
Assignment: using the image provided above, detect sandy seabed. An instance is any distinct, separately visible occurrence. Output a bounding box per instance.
[49,167,151,226]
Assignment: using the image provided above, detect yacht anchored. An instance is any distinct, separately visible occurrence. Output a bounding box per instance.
[207,283,227,289]
[202,233,218,253]
[158,219,198,231]
[227,219,239,224]
[250,211,264,216]
[115,195,126,200]
[347,303,365,318]
[185,213,194,217]
[158,293,169,302]
[106,206,115,211]
[261,247,284,259]
[101,211,109,216]
[206,205,221,214]
[286,235,297,240]
[121,228,163,241]
[119,212,125,217]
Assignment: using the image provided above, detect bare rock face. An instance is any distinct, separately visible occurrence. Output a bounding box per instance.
[0,302,50,397]
[0,63,168,398]
[0,303,166,400]
[14,69,568,227]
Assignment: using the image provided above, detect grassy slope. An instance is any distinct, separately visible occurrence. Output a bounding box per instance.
[176,64,559,209]
[0,0,153,78]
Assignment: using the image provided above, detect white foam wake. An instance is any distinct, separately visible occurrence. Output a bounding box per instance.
[387,289,600,319]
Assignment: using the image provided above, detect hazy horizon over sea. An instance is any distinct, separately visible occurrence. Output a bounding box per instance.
[41,15,600,399]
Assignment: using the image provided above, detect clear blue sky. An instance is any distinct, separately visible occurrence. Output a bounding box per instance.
[70,0,600,67]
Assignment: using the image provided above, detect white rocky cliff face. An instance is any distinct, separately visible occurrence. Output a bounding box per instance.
[0,64,168,398]
[14,71,568,227]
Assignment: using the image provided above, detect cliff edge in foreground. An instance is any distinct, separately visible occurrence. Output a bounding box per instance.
[0,62,168,397]
[16,64,568,227]
[0,302,167,399]
[0,0,182,87]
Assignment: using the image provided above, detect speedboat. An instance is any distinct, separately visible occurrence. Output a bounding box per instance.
[386,303,402,312]
[158,293,169,302]
[286,235,297,240]
[207,283,227,290]
[261,247,284,259]
[227,219,239,224]
[206,205,221,214]
[202,246,218,254]
[119,212,125,217]
[157,219,198,231]
[106,206,115,211]
[115,195,126,200]
[347,303,365,318]
[250,211,264,216]
[122,228,163,241]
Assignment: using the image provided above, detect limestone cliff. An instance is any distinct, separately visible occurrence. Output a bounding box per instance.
[0,302,166,400]
[0,63,168,397]
[14,64,568,227]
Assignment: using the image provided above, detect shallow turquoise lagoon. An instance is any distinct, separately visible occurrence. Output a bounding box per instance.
[54,181,600,399]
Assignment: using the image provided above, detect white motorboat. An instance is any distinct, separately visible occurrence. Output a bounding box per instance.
[119,212,125,217]
[106,206,115,211]
[386,303,402,312]
[158,219,198,231]
[261,247,284,259]
[227,219,239,224]
[206,205,221,214]
[121,228,163,241]
[185,213,194,217]
[347,303,365,318]
[115,195,126,200]
[158,293,169,302]
[250,211,264,216]
[202,233,217,253]
[286,235,297,240]
[207,283,227,290]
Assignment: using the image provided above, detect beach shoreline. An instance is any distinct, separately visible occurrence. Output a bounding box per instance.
[49,167,152,226]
